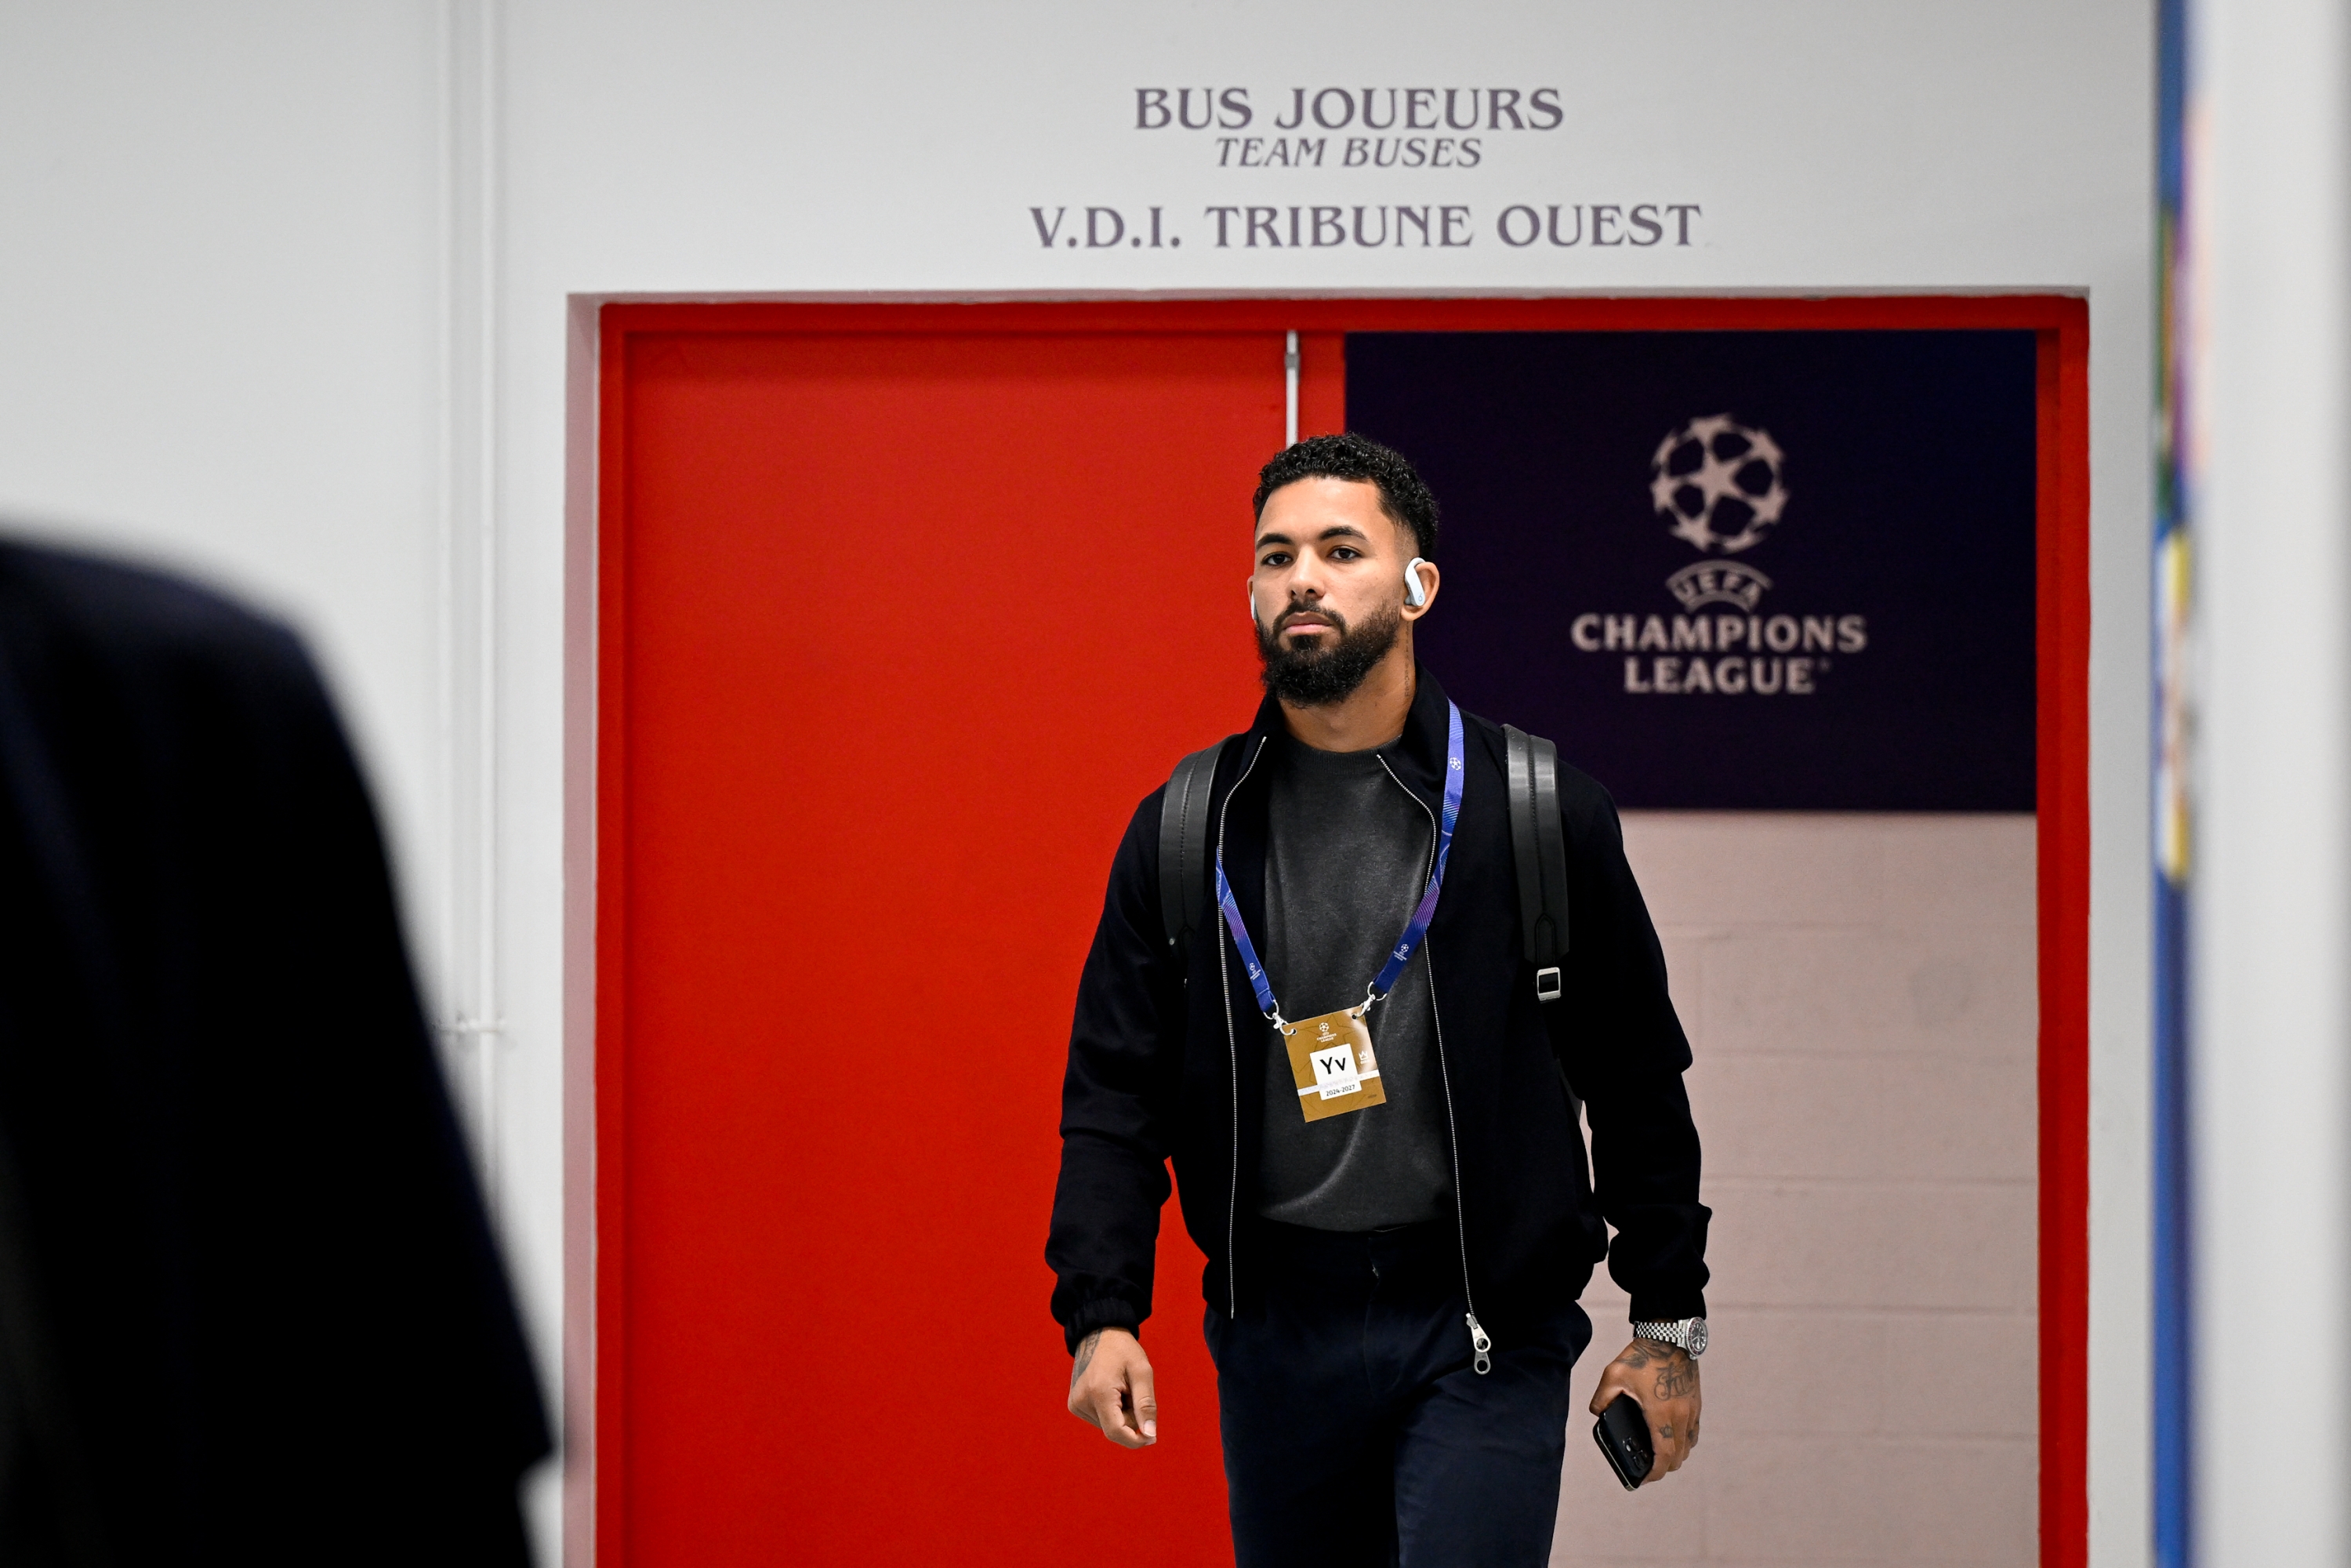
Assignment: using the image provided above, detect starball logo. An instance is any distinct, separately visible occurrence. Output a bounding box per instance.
[1652,415,1786,553]
[1569,417,1870,696]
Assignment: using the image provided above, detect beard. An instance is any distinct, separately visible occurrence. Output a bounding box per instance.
[1256,599,1404,707]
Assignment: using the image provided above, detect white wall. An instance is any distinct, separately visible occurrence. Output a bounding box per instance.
[0,3,2155,1562]
[0,1,446,901]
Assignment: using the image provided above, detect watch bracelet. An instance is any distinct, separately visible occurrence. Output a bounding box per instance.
[1631,1318,1702,1353]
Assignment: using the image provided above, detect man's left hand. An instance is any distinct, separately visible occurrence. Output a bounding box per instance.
[1589,1338,1702,1484]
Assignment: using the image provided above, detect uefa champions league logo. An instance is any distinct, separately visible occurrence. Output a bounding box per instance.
[1566,412,1869,695]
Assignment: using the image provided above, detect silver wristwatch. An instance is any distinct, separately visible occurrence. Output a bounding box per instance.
[1631,1316,1708,1357]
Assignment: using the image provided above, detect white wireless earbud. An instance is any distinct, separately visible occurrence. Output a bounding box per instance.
[1404,557,1430,608]
[1246,581,1258,623]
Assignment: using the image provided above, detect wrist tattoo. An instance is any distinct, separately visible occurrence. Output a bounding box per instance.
[1070,1330,1103,1388]
[1617,1338,1697,1399]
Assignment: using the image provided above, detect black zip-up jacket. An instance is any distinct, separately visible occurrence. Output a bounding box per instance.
[1047,669,1708,1356]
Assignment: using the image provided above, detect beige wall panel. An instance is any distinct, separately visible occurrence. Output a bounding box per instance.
[1553,812,2037,1568]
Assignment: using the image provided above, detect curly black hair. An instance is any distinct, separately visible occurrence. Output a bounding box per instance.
[1252,433,1440,561]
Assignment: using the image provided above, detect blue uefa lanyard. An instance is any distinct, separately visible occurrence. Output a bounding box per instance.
[1213,702,1465,1029]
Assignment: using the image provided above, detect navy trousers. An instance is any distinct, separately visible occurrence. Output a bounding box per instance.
[1206,1221,1593,1568]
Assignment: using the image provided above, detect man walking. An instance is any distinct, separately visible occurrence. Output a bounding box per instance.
[1047,434,1710,1566]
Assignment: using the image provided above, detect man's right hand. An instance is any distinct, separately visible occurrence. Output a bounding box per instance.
[1067,1327,1157,1448]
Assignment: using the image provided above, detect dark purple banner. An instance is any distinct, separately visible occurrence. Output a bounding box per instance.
[1348,330,2037,811]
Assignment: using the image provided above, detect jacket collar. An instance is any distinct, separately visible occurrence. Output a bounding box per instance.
[1243,664,1453,815]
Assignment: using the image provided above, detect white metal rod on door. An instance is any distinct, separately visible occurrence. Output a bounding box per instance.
[1285,330,1300,446]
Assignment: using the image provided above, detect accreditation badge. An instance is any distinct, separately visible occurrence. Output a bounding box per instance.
[1280,1005,1388,1123]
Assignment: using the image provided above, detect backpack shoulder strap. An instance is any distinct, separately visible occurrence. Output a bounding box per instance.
[1157,742,1223,953]
[1503,725,1570,1003]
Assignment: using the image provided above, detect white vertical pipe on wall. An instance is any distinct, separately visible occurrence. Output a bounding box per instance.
[2192,0,2351,1561]
[437,0,506,1201]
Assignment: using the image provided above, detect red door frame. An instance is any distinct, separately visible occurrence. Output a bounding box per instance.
[593,294,2091,1567]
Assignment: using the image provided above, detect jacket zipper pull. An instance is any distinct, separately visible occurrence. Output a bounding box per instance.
[1464,1312,1493,1376]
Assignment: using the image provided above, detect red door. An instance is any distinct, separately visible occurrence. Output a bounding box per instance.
[597,318,1316,1565]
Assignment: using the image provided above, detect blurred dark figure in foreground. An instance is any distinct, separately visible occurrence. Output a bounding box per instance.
[0,542,549,1564]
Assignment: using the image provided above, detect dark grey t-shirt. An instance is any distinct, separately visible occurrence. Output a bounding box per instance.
[1256,733,1454,1231]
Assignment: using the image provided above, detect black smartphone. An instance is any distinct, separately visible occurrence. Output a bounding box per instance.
[1592,1392,1654,1490]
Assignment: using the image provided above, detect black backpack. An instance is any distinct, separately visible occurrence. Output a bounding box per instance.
[1156,725,1567,1004]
